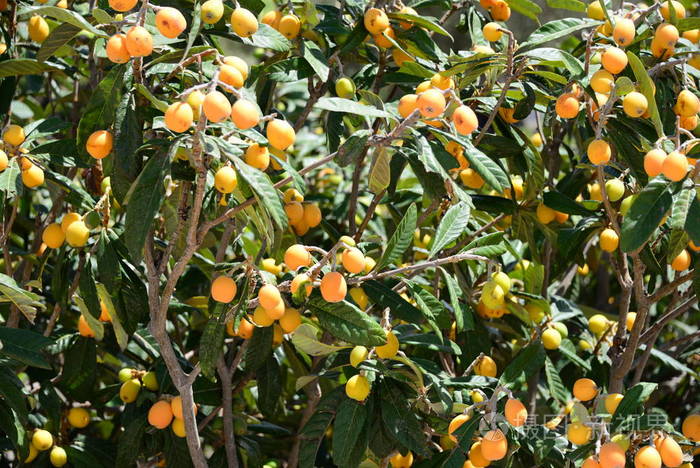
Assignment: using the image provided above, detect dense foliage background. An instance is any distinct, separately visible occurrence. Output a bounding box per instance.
[0,0,699,467]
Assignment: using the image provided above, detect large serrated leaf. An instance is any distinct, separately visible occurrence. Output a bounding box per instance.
[0,327,52,369]
[518,18,602,51]
[621,178,673,252]
[429,201,470,257]
[441,268,474,331]
[361,280,424,323]
[19,6,107,36]
[0,273,45,323]
[429,128,509,192]
[302,40,330,81]
[76,65,126,158]
[232,157,288,231]
[627,51,663,138]
[507,0,542,21]
[123,153,170,262]
[0,58,62,78]
[332,397,368,464]
[37,23,81,62]
[610,382,657,431]
[315,97,390,118]
[499,343,545,387]
[369,147,391,194]
[307,295,387,346]
[243,23,292,52]
[380,381,430,456]
[291,323,349,356]
[376,203,417,271]
[544,356,569,403]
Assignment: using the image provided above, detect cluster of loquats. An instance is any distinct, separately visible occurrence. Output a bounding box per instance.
[1,125,45,189]
[117,366,159,404]
[551,376,698,468]
[147,396,192,438]
[260,7,302,40]
[104,0,187,64]
[283,188,322,236]
[23,429,68,467]
[23,407,92,465]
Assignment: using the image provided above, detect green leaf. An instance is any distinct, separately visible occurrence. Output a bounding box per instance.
[95,284,128,350]
[429,201,470,257]
[0,158,21,196]
[257,354,282,417]
[499,343,545,387]
[507,0,542,21]
[369,147,391,194]
[442,269,474,331]
[518,18,602,51]
[388,13,452,38]
[335,130,370,167]
[135,83,168,113]
[544,356,569,403]
[116,416,147,467]
[546,0,586,12]
[91,8,113,24]
[315,97,391,118]
[430,128,509,192]
[649,347,699,378]
[0,400,29,460]
[19,6,107,37]
[291,323,349,356]
[76,65,126,158]
[298,388,344,468]
[620,178,673,252]
[544,191,596,216]
[60,337,97,402]
[0,58,62,78]
[231,157,288,231]
[111,92,143,203]
[380,381,429,456]
[0,327,52,368]
[37,23,81,62]
[610,382,657,431]
[376,203,417,271]
[361,280,424,323]
[123,153,169,262]
[0,273,45,323]
[0,366,28,424]
[243,23,292,52]
[686,197,700,244]
[302,40,330,81]
[332,397,368,464]
[307,295,387,346]
[244,326,273,371]
[74,295,105,341]
[627,51,663,138]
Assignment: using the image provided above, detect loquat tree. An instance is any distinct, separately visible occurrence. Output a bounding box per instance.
[0,0,699,467]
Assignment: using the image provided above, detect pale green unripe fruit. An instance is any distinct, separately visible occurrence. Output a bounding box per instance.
[620,194,637,216]
[335,77,356,99]
[605,179,625,202]
[552,322,568,339]
[491,271,511,294]
[142,371,159,391]
[118,367,133,382]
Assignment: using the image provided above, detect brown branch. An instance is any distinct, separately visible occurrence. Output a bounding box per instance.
[647,270,694,303]
[354,188,386,242]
